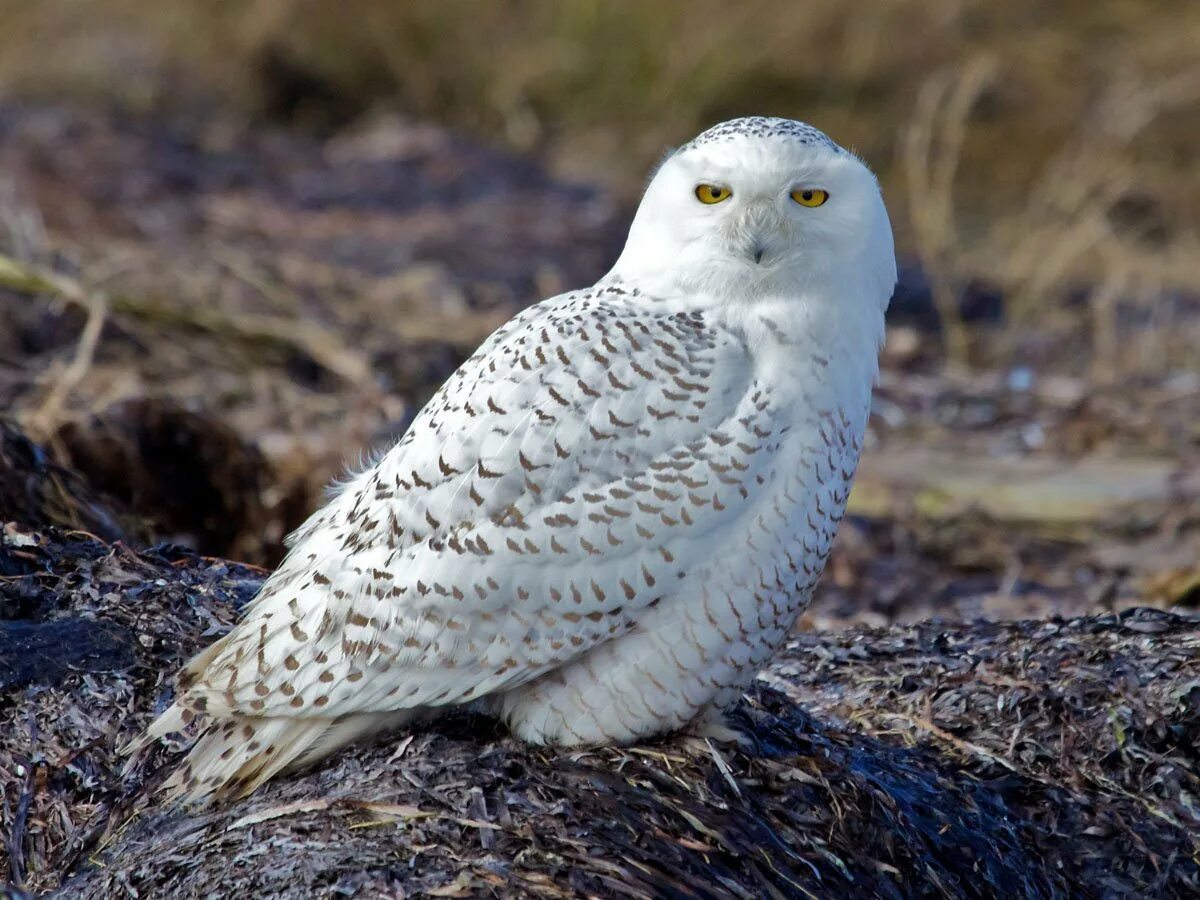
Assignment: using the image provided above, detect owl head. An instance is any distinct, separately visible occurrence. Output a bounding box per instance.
[609,117,896,317]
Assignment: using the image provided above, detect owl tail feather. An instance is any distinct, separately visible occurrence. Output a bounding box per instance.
[124,705,421,807]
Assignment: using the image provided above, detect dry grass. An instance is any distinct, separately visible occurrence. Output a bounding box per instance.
[1,1,1196,199]
[903,60,1200,374]
[0,0,1197,377]
[0,253,379,436]
[902,54,999,366]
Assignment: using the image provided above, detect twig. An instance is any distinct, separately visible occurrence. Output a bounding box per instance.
[468,787,496,851]
[0,254,58,295]
[27,290,107,438]
[0,253,108,437]
[108,297,375,386]
[703,738,743,799]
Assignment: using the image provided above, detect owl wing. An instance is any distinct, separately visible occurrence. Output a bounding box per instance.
[180,286,783,719]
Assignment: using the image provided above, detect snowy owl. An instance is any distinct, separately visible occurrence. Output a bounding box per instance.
[129,116,896,804]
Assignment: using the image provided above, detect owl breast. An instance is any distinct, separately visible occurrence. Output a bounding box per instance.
[492,346,868,746]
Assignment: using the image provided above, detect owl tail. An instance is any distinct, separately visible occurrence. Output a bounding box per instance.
[123,705,422,807]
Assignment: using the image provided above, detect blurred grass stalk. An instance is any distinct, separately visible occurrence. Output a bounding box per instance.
[904,58,1200,377]
[902,54,997,367]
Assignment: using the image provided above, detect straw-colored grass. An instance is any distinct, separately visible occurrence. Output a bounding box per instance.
[0,0,1197,373]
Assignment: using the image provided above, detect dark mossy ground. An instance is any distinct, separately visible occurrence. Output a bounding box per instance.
[1,511,1197,898]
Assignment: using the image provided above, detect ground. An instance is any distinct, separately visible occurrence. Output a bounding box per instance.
[3,526,1198,898]
[0,103,1198,897]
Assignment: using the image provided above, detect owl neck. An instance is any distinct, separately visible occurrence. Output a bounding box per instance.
[732,291,882,424]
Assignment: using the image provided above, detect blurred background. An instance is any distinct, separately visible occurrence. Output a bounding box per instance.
[1,0,1197,624]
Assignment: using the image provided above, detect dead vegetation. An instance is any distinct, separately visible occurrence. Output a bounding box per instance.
[902,54,998,365]
[0,512,1197,897]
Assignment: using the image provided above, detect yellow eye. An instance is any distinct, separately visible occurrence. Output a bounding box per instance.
[695,184,732,204]
[791,188,829,207]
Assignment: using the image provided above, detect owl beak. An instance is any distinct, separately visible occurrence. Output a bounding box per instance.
[741,202,781,265]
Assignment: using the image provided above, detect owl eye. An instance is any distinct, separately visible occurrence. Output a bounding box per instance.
[791,188,829,207]
[695,184,732,204]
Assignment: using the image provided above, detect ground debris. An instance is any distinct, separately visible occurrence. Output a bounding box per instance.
[0,103,623,568]
[1,525,1196,898]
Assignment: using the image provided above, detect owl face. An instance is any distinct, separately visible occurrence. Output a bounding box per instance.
[612,118,896,311]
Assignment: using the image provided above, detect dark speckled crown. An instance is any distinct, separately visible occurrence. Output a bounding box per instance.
[681,117,841,154]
